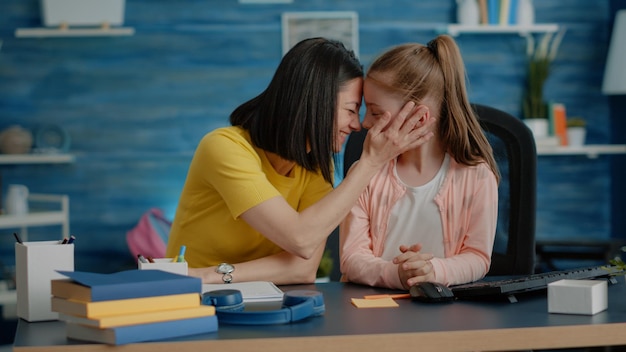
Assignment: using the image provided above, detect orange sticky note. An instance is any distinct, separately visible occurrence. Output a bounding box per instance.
[351,297,399,308]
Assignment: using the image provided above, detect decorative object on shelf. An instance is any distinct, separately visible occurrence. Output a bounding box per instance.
[0,125,33,155]
[282,11,359,57]
[521,29,566,139]
[457,0,480,26]
[602,10,626,95]
[5,184,29,216]
[523,118,549,139]
[34,124,71,153]
[15,0,133,38]
[566,117,586,147]
[40,0,126,28]
[548,102,568,146]
[483,0,520,26]
[516,0,535,26]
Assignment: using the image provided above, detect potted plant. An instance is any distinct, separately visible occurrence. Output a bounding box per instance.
[566,116,586,146]
[522,30,566,139]
[316,250,334,282]
[604,245,626,278]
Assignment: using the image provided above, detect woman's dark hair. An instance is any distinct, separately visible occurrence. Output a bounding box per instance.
[230,37,363,184]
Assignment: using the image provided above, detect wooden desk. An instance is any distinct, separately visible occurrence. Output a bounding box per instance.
[13,276,626,352]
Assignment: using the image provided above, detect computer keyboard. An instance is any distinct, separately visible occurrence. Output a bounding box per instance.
[450,265,625,300]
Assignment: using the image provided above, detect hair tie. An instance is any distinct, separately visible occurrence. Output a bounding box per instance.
[426,39,440,62]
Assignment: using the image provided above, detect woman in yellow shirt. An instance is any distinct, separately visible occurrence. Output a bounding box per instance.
[166,38,435,285]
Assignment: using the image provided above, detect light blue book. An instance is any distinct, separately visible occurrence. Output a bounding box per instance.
[509,0,519,24]
[488,0,500,25]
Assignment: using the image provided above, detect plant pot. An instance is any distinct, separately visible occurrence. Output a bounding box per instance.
[567,127,586,147]
[524,118,548,139]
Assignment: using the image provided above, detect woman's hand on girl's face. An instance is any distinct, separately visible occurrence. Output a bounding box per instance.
[360,101,436,169]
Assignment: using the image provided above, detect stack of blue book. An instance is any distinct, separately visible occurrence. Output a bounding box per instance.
[51,269,217,345]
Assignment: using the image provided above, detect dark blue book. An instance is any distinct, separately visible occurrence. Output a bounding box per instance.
[54,269,201,302]
[65,315,218,345]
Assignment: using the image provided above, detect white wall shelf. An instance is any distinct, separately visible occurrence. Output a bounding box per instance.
[0,193,69,241]
[536,144,626,158]
[1,154,74,241]
[0,153,75,165]
[443,23,559,37]
[15,27,134,38]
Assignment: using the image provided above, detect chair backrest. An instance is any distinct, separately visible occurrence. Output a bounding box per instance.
[341,103,537,276]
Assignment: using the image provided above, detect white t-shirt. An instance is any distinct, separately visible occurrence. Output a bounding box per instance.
[381,154,450,261]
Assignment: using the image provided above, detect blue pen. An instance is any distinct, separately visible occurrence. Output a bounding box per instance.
[67,235,76,244]
[176,245,186,263]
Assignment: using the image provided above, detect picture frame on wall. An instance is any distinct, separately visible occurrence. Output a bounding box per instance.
[281,11,359,57]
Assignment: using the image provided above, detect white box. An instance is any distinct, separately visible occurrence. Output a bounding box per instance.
[15,241,74,322]
[138,258,188,276]
[40,0,126,27]
[548,279,608,315]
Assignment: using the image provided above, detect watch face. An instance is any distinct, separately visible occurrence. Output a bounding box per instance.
[217,263,234,274]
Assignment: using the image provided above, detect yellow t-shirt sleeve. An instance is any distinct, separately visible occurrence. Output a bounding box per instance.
[195,129,281,218]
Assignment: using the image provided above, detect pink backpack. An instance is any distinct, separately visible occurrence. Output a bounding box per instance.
[126,208,171,261]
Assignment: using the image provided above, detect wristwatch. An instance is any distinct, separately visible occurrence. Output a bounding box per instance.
[216,263,235,284]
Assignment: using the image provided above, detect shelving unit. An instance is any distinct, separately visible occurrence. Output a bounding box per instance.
[0,153,74,241]
[442,23,559,36]
[0,153,75,165]
[534,144,625,270]
[15,27,134,38]
[536,144,626,158]
[0,194,69,242]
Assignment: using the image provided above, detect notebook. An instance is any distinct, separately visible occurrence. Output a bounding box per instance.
[202,281,284,303]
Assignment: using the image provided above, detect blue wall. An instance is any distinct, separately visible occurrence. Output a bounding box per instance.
[0,0,619,273]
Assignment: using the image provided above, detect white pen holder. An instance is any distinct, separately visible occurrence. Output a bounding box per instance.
[138,258,188,276]
[15,241,74,322]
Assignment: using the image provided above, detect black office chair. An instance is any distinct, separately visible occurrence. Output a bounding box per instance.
[339,103,537,277]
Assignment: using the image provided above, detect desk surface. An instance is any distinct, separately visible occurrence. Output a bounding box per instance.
[13,276,626,352]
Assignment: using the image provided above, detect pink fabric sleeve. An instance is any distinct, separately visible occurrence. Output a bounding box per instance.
[339,192,405,290]
[431,165,498,286]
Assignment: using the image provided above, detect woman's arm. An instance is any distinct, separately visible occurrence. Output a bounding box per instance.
[189,242,326,285]
[242,103,435,259]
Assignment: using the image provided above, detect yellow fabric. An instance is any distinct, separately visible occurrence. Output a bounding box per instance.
[166,126,332,268]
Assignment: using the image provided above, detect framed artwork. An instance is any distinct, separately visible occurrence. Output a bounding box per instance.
[281,11,359,57]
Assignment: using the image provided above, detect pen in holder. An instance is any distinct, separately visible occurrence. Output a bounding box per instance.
[138,258,188,276]
[15,240,74,322]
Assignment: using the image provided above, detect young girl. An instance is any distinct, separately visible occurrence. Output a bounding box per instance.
[340,35,500,290]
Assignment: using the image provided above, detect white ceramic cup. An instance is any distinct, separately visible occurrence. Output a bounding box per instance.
[5,184,29,215]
